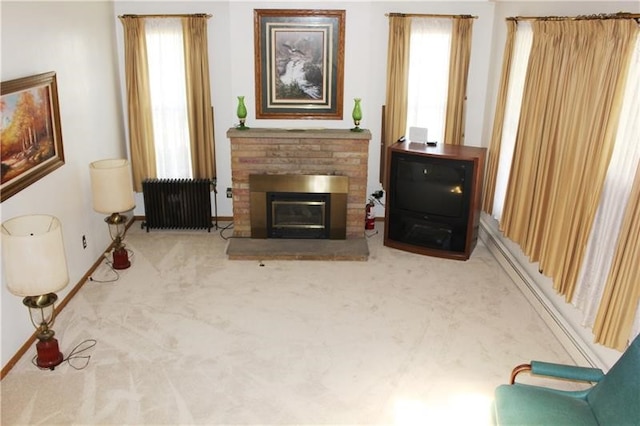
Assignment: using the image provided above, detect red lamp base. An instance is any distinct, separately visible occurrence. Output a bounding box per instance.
[36,337,64,370]
[112,247,131,269]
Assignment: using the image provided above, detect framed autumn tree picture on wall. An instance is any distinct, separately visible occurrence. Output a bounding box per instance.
[1,71,65,202]
[254,9,345,120]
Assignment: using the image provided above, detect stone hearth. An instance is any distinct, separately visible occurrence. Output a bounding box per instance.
[225,238,370,261]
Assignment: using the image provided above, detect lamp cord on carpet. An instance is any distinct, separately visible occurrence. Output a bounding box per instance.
[219,222,234,240]
[32,339,98,371]
[89,265,119,283]
[89,248,135,283]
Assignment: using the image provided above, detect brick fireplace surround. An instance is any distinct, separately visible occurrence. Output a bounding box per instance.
[227,128,372,239]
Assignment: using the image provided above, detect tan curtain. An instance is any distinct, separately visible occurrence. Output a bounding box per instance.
[500,19,637,302]
[182,16,216,180]
[443,17,474,146]
[120,16,156,192]
[381,16,411,188]
[482,21,517,213]
[594,164,640,350]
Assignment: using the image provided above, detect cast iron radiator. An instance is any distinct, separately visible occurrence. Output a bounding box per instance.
[142,178,213,232]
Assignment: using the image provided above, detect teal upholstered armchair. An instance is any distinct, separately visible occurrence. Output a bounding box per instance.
[493,334,640,425]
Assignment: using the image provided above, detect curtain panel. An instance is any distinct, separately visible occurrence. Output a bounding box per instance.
[120,16,156,192]
[183,16,216,180]
[573,30,640,346]
[443,17,474,146]
[595,165,640,350]
[500,19,637,304]
[591,29,640,349]
[382,16,411,188]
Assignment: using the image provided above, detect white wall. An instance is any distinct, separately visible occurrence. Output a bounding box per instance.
[1,1,126,368]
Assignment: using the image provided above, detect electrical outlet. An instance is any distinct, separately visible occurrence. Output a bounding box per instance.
[226,187,233,198]
[82,235,87,249]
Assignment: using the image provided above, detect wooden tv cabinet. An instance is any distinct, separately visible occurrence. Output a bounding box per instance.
[384,141,486,260]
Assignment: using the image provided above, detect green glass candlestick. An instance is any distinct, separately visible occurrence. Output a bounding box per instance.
[351,98,363,132]
[236,96,249,130]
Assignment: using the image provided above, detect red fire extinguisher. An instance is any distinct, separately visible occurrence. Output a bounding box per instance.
[365,199,376,230]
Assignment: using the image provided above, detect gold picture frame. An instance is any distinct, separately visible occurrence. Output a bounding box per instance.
[1,71,65,202]
[254,9,345,120]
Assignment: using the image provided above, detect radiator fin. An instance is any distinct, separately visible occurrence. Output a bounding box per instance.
[142,179,212,232]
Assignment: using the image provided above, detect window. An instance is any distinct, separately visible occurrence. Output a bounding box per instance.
[487,18,640,348]
[382,14,474,186]
[119,14,215,192]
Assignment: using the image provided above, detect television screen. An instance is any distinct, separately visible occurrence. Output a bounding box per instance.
[392,154,469,218]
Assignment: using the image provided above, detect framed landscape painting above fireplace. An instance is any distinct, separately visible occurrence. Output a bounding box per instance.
[253,9,345,120]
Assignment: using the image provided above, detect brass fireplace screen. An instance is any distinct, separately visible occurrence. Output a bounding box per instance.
[249,174,349,239]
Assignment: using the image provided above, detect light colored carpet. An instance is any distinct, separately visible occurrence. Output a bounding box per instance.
[1,222,576,425]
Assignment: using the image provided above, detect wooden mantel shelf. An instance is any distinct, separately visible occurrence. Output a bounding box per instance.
[226,127,372,140]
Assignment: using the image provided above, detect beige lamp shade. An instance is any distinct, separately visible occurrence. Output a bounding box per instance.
[89,159,135,214]
[1,215,69,297]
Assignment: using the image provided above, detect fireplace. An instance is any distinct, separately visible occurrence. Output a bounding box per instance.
[227,128,371,239]
[250,174,348,239]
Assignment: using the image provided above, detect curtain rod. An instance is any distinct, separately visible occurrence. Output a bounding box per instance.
[386,13,477,19]
[506,12,640,22]
[118,13,212,19]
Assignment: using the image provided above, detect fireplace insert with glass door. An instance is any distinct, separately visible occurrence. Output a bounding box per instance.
[267,192,331,239]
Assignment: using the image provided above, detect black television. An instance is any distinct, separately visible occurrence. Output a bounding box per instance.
[387,151,475,253]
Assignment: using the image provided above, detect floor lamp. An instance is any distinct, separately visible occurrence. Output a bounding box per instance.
[89,159,135,270]
[1,214,69,370]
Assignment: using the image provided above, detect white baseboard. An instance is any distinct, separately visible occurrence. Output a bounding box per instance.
[478,216,606,369]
